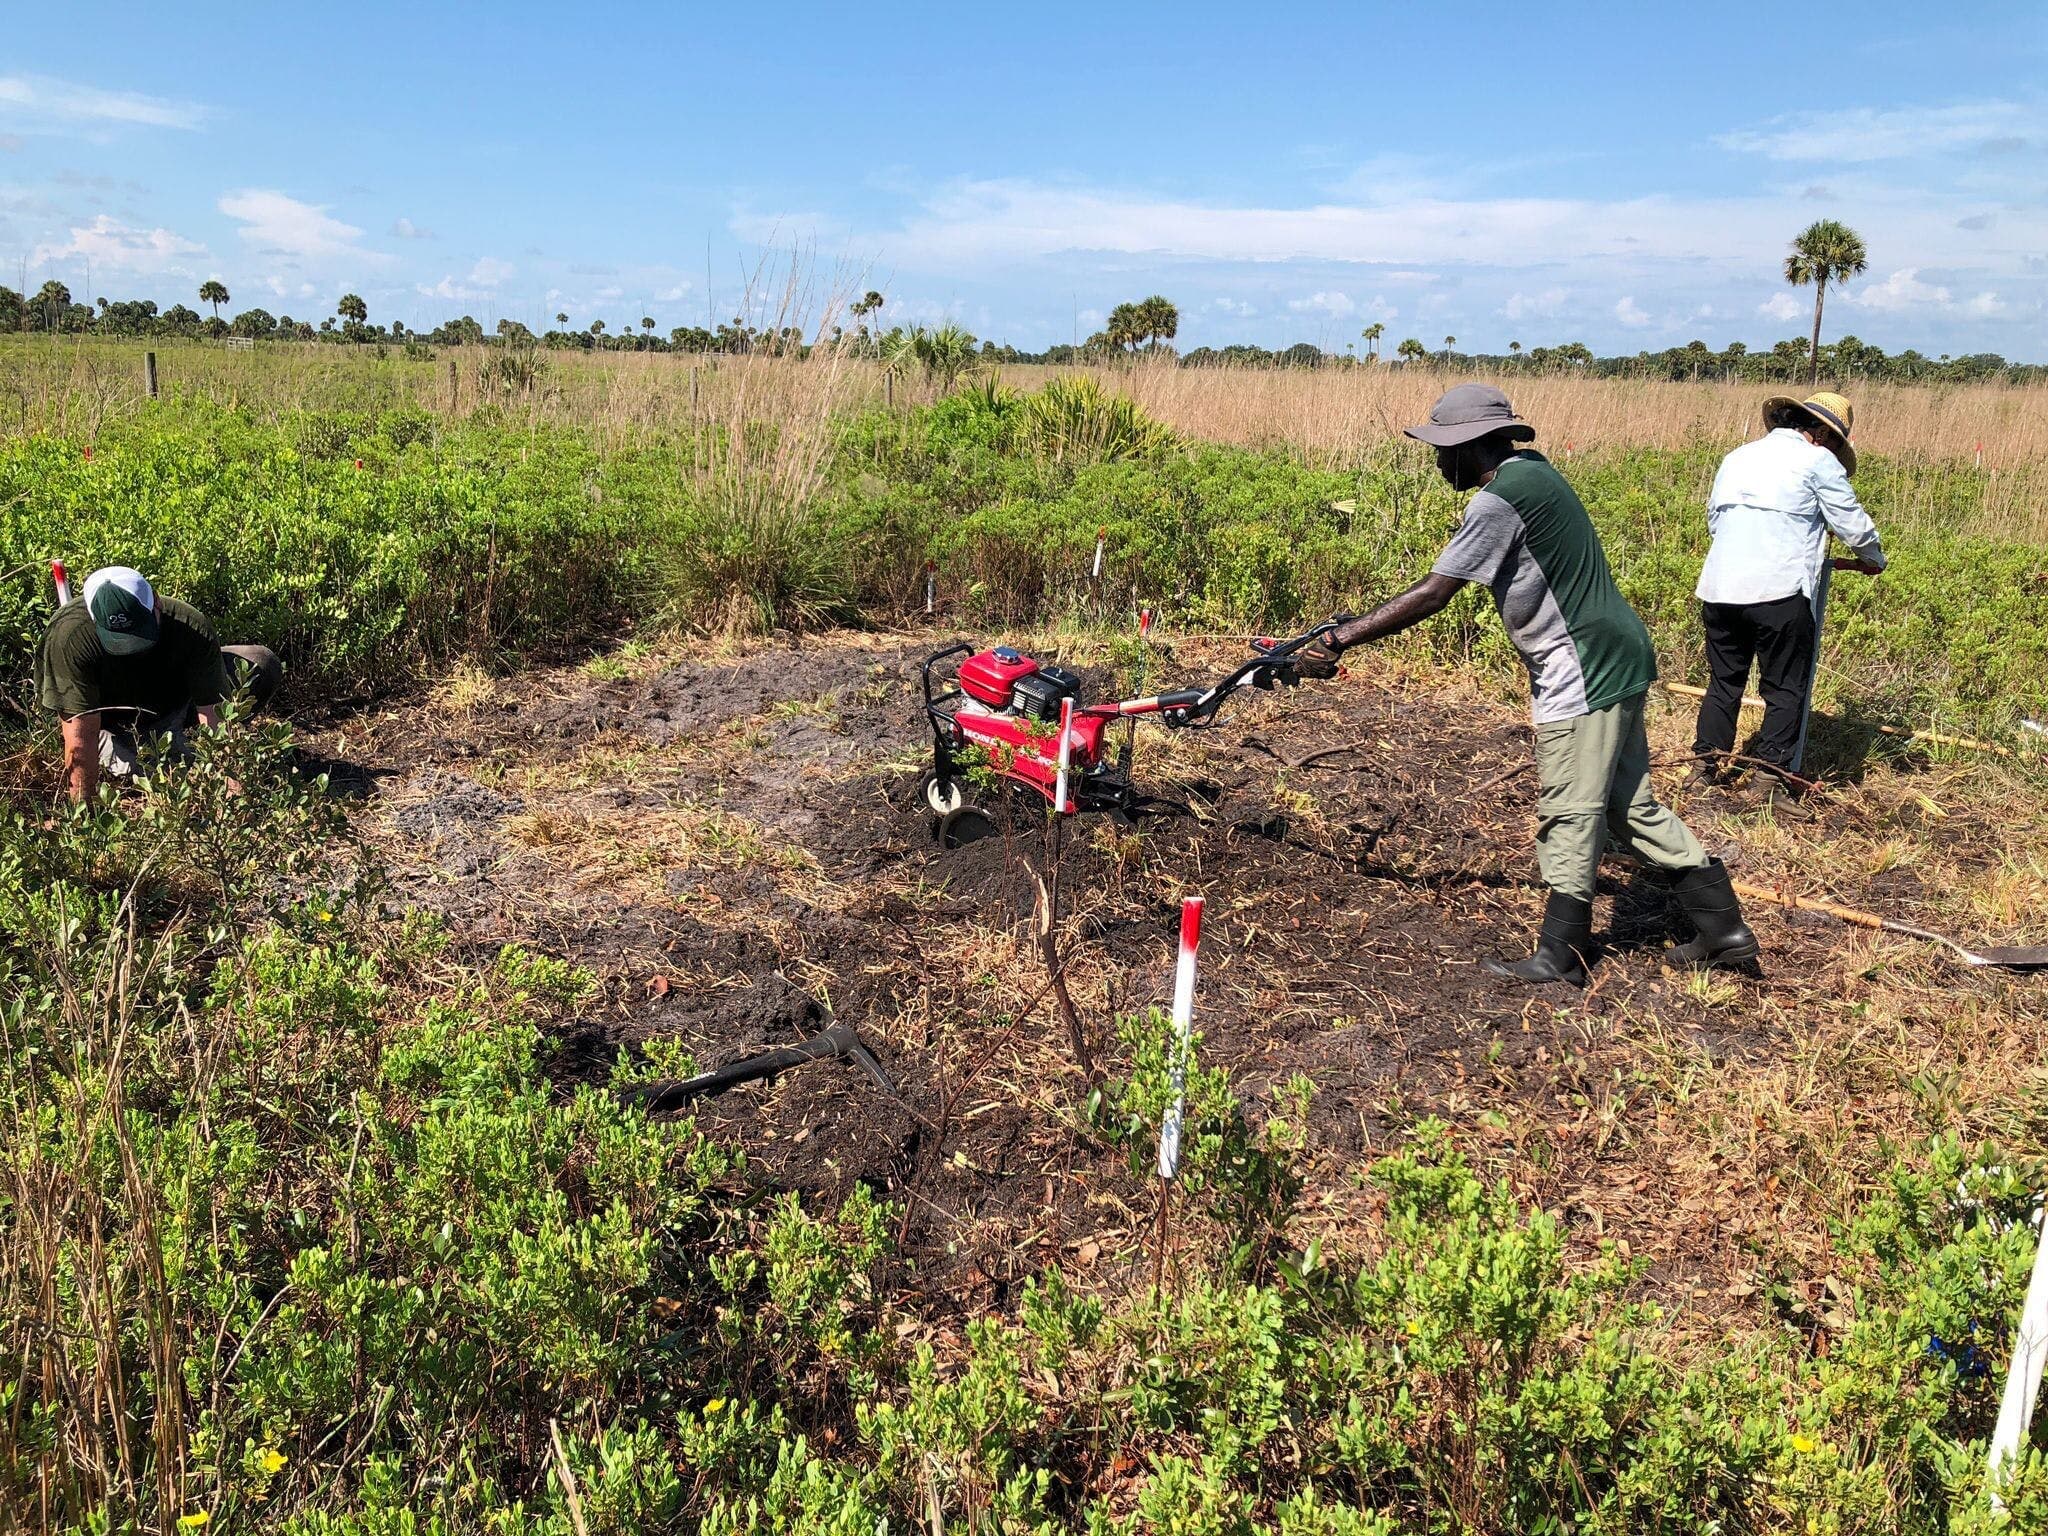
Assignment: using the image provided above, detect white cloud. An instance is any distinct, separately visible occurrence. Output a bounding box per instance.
[0,73,206,132]
[390,217,434,239]
[32,214,204,273]
[806,177,1798,275]
[656,283,691,302]
[1758,292,1805,322]
[1717,100,2038,163]
[219,189,388,264]
[1614,296,1652,327]
[1289,290,1355,317]
[468,256,515,286]
[1500,287,1567,321]
[1965,291,2006,317]
[1847,267,1952,312]
[797,175,2048,303]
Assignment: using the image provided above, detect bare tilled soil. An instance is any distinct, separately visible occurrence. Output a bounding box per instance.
[298,631,2045,1321]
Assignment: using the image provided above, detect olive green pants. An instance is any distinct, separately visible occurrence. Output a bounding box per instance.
[1533,691,1706,901]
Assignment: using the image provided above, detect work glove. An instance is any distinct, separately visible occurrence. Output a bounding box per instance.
[1289,640,1341,681]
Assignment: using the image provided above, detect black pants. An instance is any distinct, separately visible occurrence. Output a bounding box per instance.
[1693,595,1816,775]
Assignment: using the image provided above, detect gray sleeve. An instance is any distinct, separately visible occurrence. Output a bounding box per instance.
[1431,491,1523,586]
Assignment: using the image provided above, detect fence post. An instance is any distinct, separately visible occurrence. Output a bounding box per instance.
[885,368,894,410]
[690,366,700,417]
[144,351,158,399]
[447,358,459,411]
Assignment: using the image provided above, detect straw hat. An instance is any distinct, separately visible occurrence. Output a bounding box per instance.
[1763,391,1856,474]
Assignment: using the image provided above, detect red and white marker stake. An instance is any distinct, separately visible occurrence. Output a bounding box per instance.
[924,560,937,616]
[1138,606,1153,638]
[1092,526,1106,580]
[1976,441,1984,471]
[1052,696,1075,814]
[1156,895,1205,1181]
[51,560,71,605]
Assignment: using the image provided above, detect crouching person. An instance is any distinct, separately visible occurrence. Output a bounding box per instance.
[35,566,282,802]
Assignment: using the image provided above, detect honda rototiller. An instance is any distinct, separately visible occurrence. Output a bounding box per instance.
[917,620,1347,845]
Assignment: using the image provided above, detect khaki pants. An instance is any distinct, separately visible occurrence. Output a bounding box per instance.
[1534,690,1706,901]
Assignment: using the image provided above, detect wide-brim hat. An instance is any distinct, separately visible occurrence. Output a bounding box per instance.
[1404,382,1536,448]
[1764,392,1856,475]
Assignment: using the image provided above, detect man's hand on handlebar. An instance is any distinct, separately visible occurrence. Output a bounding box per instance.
[1288,640,1341,681]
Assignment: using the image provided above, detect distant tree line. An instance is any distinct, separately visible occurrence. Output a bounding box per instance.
[0,277,2037,384]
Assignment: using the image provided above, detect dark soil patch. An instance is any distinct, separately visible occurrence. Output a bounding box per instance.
[300,632,1969,1319]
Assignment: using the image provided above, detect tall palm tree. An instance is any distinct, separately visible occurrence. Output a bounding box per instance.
[1361,321,1385,361]
[1442,335,1456,366]
[1396,338,1426,365]
[199,280,229,319]
[1509,340,1522,363]
[1784,219,1868,387]
[337,293,368,324]
[1137,294,1178,350]
[555,311,568,326]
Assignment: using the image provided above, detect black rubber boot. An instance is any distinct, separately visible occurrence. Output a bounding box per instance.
[1663,858,1760,969]
[1483,890,1593,986]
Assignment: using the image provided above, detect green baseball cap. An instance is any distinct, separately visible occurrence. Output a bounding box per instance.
[83,566,160,655]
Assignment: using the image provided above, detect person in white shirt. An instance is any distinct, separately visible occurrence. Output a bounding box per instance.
[1692,391,1885,789]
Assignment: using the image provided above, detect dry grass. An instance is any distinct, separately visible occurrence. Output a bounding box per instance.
[8,336,2044,467]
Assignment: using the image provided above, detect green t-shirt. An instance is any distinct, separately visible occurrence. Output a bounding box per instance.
[1429,452,1657,722]
[36,596,230,722]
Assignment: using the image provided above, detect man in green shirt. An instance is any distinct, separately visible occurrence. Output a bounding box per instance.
[35,565,282,802]
[1298,385,1756,984]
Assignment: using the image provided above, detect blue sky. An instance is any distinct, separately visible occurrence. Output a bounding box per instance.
[5,1,2045,357]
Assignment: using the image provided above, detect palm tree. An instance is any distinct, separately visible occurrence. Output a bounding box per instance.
[1105,302,1145,353]
[1361,322,1385,361]
[885,321,979,393]
[1136,294,1178,350]
[1396,338,1427,366]
[556,311,569,326]
[1509,340,1522,364]
[590,319,606,338]
[1443,335,1457,366]
[199,280,229,320]
[1784,219,1868,387]
[337,293,367,324]
[641,316,654,335]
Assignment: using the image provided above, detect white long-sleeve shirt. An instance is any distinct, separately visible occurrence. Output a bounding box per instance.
[1696,427,1886,606]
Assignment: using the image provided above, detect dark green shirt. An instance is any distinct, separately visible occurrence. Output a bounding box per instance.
[36,597,230,722]
[1430,452,1657,722]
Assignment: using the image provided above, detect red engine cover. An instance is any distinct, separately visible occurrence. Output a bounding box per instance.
[958,648,1039,709]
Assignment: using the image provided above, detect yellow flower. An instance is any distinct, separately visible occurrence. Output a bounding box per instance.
[1790,1433,1819,1454]
[179,1515,212,1529]
[260,1447,288,1474]
[705,1398,728,1414]
[1404,1319,1421,1336]
[318,912,334,923]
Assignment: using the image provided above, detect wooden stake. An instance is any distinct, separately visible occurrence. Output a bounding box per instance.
[143,351,158,399]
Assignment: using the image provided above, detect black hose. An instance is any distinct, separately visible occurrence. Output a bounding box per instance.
[625,1020,898,1114]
